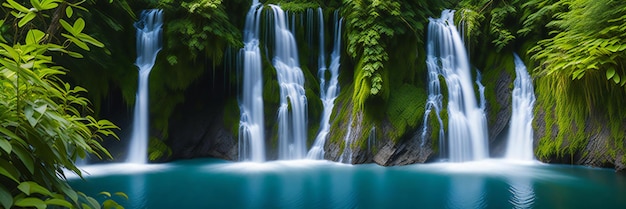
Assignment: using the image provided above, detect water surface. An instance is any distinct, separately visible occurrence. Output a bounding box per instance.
[69,159,626,209]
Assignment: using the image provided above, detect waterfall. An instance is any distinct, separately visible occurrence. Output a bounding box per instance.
[238,2,266,162]
[425,9,488,162]
[269,5,309,160]
[338,119,354,164]
[307,10,343,160]
[421,52,445,155]
[505,54,536,161]
[127,9,163,164]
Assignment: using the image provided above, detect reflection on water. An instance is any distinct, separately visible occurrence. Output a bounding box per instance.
[508,177,535,209]
[447,175,486,209]
[129,174,146,209]
[69,159,626,209]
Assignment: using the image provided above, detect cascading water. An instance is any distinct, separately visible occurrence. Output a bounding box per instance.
[307,10,343,160]
[425,9,488,162]
[269,5,309,160]
[505,54,536,161]
[127,9,163,164]
[421,54,446,155]
[338,119,354,164]
[238,1,266,162]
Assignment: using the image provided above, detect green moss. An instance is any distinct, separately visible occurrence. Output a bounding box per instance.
[385,84,427,142]
[534,75,588,161]
[263,0,320,12]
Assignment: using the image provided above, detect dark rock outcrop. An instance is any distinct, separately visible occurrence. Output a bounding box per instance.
[485,66,514,158]
[374,130,434,166]
[165,71,238,161]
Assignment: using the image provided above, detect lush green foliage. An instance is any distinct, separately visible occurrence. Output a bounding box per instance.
[1,0,126,208]
[460,0,626,164]
[457,0,524,52]
[527,0,626,160]
[343,0,451,114]
[158,0,243,64]
[343,0,399,103]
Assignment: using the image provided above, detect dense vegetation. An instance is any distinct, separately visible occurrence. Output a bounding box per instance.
[1,0,131,208]
[4,4,625,206]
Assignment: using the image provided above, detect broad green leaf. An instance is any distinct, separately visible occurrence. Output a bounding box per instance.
[0,126,27,146]
[0,139,11,153]
[82,203,93,209]
[77,34,104,48]
[39,0,58,10]
[99,191,112,197]
[0,20,7,43]
[14,197,47,209]
[18,181,52,196]
[0,184,13,209]
[20,61,34,69]
[13,144,35,174]
[60,184,78,203]
[102,199,124,209]
[6,0,30,13]
[86,196,101,209]
[25,29,45,45]
[30,0,42,11]
[74,18,86,34]
[0,43,19,61]
[18,12,37,28]
[606,44,621,52]
[45,198,72,208]
[67,51,84,58]
[114,192,129,200]
[606,67,616,80]
[62,33,89,50]
[613,74,621,84]
[0,164,19,183]
[59,19,75,35]
[25,105,38,127]
[65,6,73,18]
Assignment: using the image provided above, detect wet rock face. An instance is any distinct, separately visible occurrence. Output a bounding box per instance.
[487,70,513,157]
[373,130,434,166]
[166,73,238,162]
[167,100,238,161]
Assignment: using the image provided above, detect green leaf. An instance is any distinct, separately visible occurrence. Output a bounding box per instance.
[13,144,35,174]
[0,126,27,146]
[62,33,90,50]
[0,139,11,154]
[24,106,37,127]
[613,73,621,84]
[0,43,19,61]
[74,18,85,34]
[606,67,616,80]
[45,198,73,208]
[0,20,6,43]
[14,197,47,209]
[59,19,75,35]
[0,184,13,209]
[99,191,112,197]
[114,192,129,200]
[26,29,46,45]
[39,0,58,10]
[77,33,104,48]
[18,12,37,28]
[67,50,84,58]
[30,0,42,11]
[0,160,19,182]
[6,0,30,13]
[606,44,621,52]
[18,181,52,196]
[65,6,73,18]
